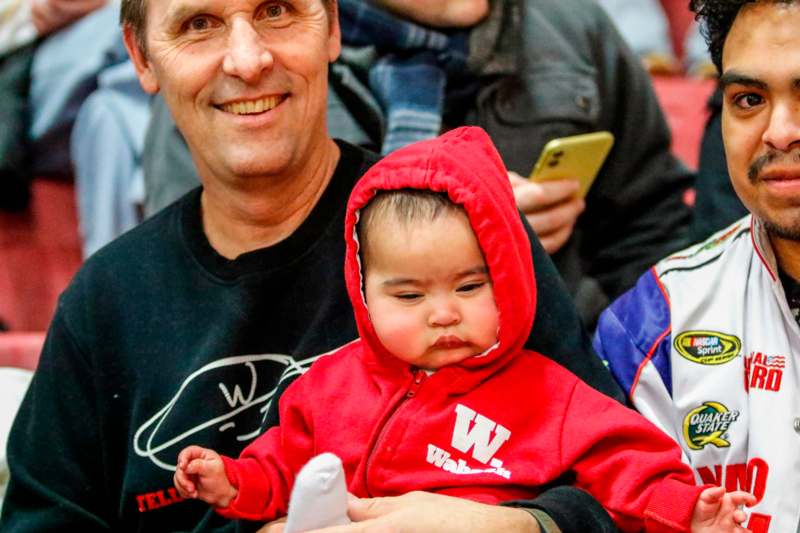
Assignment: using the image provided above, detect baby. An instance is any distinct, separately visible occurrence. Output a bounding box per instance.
[174,127,753,532]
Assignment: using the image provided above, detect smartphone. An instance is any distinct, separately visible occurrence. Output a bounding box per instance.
[528,131,615,198]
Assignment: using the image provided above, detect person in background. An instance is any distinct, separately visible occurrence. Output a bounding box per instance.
[0,0,107,56]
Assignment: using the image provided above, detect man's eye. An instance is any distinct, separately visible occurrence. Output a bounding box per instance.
[259,3,286,19]
[187,16,213,31]
[733,93,764,109]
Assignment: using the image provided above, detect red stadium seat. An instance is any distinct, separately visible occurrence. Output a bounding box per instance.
[0,332,45,371]
[0,178,82,333]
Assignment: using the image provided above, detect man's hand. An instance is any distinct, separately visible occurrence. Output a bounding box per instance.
[509,172,585,254]
[31,0,107,36]
[257,491,540,533]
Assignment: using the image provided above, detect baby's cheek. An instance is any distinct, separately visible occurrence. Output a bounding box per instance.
[373,315,425,357]
[379,316,419,343]
[475,299,500,342]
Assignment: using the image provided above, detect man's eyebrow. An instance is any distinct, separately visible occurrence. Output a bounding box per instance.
[719,71,768,91]
[163,3,207,26]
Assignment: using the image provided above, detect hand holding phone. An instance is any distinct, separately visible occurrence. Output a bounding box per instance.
[529,131,615,198]
[509,172,585,254]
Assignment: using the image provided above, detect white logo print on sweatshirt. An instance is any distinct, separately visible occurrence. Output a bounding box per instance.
[426,404,512,479]
[133,352,323,471]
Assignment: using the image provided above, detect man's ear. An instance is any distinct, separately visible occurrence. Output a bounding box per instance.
[327,0,342,63]
[123,24,160,94]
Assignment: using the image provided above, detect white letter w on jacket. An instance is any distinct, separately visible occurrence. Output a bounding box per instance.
[450,404,511,464]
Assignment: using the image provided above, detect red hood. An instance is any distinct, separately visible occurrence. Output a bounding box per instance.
[344,127,536,381]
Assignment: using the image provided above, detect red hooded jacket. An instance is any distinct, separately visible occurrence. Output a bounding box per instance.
[217,127,702,532]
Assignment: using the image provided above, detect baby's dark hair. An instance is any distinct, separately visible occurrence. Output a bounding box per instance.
[357,189,464,265]
[691,0,797,73]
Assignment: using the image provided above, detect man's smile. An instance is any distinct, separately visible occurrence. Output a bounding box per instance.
[216,94,287,115]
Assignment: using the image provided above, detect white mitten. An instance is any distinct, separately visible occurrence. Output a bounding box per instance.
[284,453,351,533]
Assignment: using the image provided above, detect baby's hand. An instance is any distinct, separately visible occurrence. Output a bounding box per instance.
[691,486,756,532]
[174,445,238,507]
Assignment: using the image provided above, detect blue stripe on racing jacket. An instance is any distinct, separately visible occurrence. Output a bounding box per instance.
[593,267,673,400]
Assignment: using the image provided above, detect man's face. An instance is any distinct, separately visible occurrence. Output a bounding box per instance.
[124,0,340,183]
[721,2,800,240]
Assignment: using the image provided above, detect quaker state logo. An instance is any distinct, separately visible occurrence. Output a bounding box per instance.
[683,401,740,450]
[674,331,741,365]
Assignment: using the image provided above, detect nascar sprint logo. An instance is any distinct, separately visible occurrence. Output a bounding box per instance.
[674,331,741,365]
[683,401,739,450]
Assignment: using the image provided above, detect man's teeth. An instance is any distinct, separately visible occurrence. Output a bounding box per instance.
[222,96,282,115]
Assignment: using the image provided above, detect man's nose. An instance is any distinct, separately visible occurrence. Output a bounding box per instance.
[762,101,800,152]
[428,300,461,327]
[222,19,273,83]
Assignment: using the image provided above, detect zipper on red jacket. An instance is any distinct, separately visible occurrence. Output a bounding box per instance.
[363,368,427,496]
[405,368,425,398]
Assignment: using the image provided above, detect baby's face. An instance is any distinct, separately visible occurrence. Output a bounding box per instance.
[363,211,499,370]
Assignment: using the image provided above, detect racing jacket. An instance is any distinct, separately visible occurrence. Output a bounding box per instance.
[595,215,800,533]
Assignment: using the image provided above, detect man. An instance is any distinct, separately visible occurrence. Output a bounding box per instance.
[0,0,621,532]
[595,2,800,532]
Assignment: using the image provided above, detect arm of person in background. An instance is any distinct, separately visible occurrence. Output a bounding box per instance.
[31,0,107,37]
[372,0,489,28]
